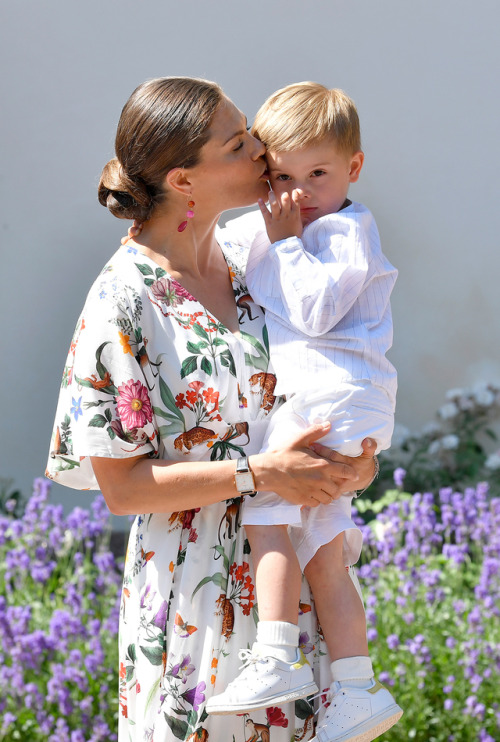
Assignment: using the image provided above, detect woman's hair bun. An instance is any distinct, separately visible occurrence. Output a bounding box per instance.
[97,158,154,221]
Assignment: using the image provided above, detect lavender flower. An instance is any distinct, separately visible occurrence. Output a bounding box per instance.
[0,478,122,740]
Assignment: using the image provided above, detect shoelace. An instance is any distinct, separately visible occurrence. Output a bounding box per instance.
[236,648,265,672]
[308,681,343,717]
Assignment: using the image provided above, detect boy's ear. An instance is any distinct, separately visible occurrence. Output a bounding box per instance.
[165,167,193,196]
[348,151,364,183]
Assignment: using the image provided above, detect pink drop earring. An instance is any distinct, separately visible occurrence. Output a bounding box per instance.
[178,199,195,232]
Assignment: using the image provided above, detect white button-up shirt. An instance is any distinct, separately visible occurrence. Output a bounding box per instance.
[222,201,397,403]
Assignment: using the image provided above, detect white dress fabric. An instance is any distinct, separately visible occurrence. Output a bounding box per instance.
[46,236,333,741]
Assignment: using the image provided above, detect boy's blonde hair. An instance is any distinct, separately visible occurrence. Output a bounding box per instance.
[251,82,361,155]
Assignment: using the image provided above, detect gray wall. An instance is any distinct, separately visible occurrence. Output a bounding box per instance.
[1,0,499,518]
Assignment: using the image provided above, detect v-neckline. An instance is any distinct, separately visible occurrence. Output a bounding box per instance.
[124,242,243,341]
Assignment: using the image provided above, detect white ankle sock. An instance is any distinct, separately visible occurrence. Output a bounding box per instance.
[330,656,374,689]
[256,621,300,663]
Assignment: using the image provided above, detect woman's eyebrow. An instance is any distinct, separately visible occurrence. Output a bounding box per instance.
[222,117,248,146]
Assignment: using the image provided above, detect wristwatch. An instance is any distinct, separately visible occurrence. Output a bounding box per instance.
[234,456,257,496]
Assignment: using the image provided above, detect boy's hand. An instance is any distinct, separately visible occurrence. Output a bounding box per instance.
[258,188,303,244]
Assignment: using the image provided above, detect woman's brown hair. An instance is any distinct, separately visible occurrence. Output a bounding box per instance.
[98,77,223,221]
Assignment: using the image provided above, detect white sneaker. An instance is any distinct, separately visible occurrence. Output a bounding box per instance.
[312,679,403,742]
[205,645,318,715]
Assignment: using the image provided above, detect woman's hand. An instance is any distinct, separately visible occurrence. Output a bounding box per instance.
[251,422,375,507]
[310,435,378,495]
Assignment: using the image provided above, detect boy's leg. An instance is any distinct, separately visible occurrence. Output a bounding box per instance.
[246,524,301,625]
[206,523,317,715]
[305,537,402,742]
[304,535,368,661]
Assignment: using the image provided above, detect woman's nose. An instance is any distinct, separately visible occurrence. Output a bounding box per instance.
[250,135,266,160]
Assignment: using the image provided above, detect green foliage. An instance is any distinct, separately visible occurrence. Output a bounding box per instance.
[366,382,500,506]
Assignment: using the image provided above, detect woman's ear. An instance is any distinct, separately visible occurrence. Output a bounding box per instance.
[348,151,364,183]
[165,167,193,196]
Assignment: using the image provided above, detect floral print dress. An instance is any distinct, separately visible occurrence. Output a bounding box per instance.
[47,234,332,742]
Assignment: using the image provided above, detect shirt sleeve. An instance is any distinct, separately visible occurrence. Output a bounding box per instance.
[46,271,158,490]
[246,212,371,337]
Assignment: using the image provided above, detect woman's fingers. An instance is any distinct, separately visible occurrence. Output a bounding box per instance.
[360,437,377,458]
[294,421,331,447]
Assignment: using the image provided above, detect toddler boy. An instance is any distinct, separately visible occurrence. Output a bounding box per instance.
[207,82,402,742]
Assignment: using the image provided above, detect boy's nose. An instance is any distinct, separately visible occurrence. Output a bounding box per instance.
[294,186,309,199]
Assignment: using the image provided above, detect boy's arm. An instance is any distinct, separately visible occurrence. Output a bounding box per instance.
[252,193,370,337]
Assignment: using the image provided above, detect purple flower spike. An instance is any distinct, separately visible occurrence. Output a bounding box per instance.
[393,467,407,487]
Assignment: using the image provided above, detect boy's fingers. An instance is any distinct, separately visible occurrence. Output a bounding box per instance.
[280,192,291,213]
[258,198,272,223]
[291,189,303,210]
[268,190,281,218]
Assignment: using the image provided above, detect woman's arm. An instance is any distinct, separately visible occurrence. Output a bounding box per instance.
[92,422,377,516]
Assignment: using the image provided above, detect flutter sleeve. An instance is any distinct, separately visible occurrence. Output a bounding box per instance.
[46,261,158,490]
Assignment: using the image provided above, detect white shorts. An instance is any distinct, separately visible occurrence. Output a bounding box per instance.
[242,383,394,570]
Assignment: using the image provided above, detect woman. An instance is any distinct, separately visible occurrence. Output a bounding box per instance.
[47,77,377,741]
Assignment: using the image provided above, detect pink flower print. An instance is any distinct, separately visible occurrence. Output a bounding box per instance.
[170,278,196,302]
[188,380,204,393]
[116,379,153,430]
[151,277,195,307]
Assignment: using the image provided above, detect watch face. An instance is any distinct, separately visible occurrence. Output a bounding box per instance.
[235,471,255,494]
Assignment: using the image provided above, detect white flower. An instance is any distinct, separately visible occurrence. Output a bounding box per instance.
[473,388,495,407]
[55,529,75,557]
[428,440,442,455]
[372,519,393,542]
[445,388,465,401]
[458,396,475,411]
[485,452,500,471]
[421,421,441,436]
[441,434,460,450]
[438,402,459,420]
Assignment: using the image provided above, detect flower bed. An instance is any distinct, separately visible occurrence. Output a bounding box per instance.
[0,479,122,741]
[355,480,500,741]
[1,461,499,739]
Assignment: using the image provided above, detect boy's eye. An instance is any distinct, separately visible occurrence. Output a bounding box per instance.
[312,170,326,177]
[275,174,291,181]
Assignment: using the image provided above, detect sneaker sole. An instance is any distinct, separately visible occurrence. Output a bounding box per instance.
[206,681,319,715]
[314,705,403,742]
